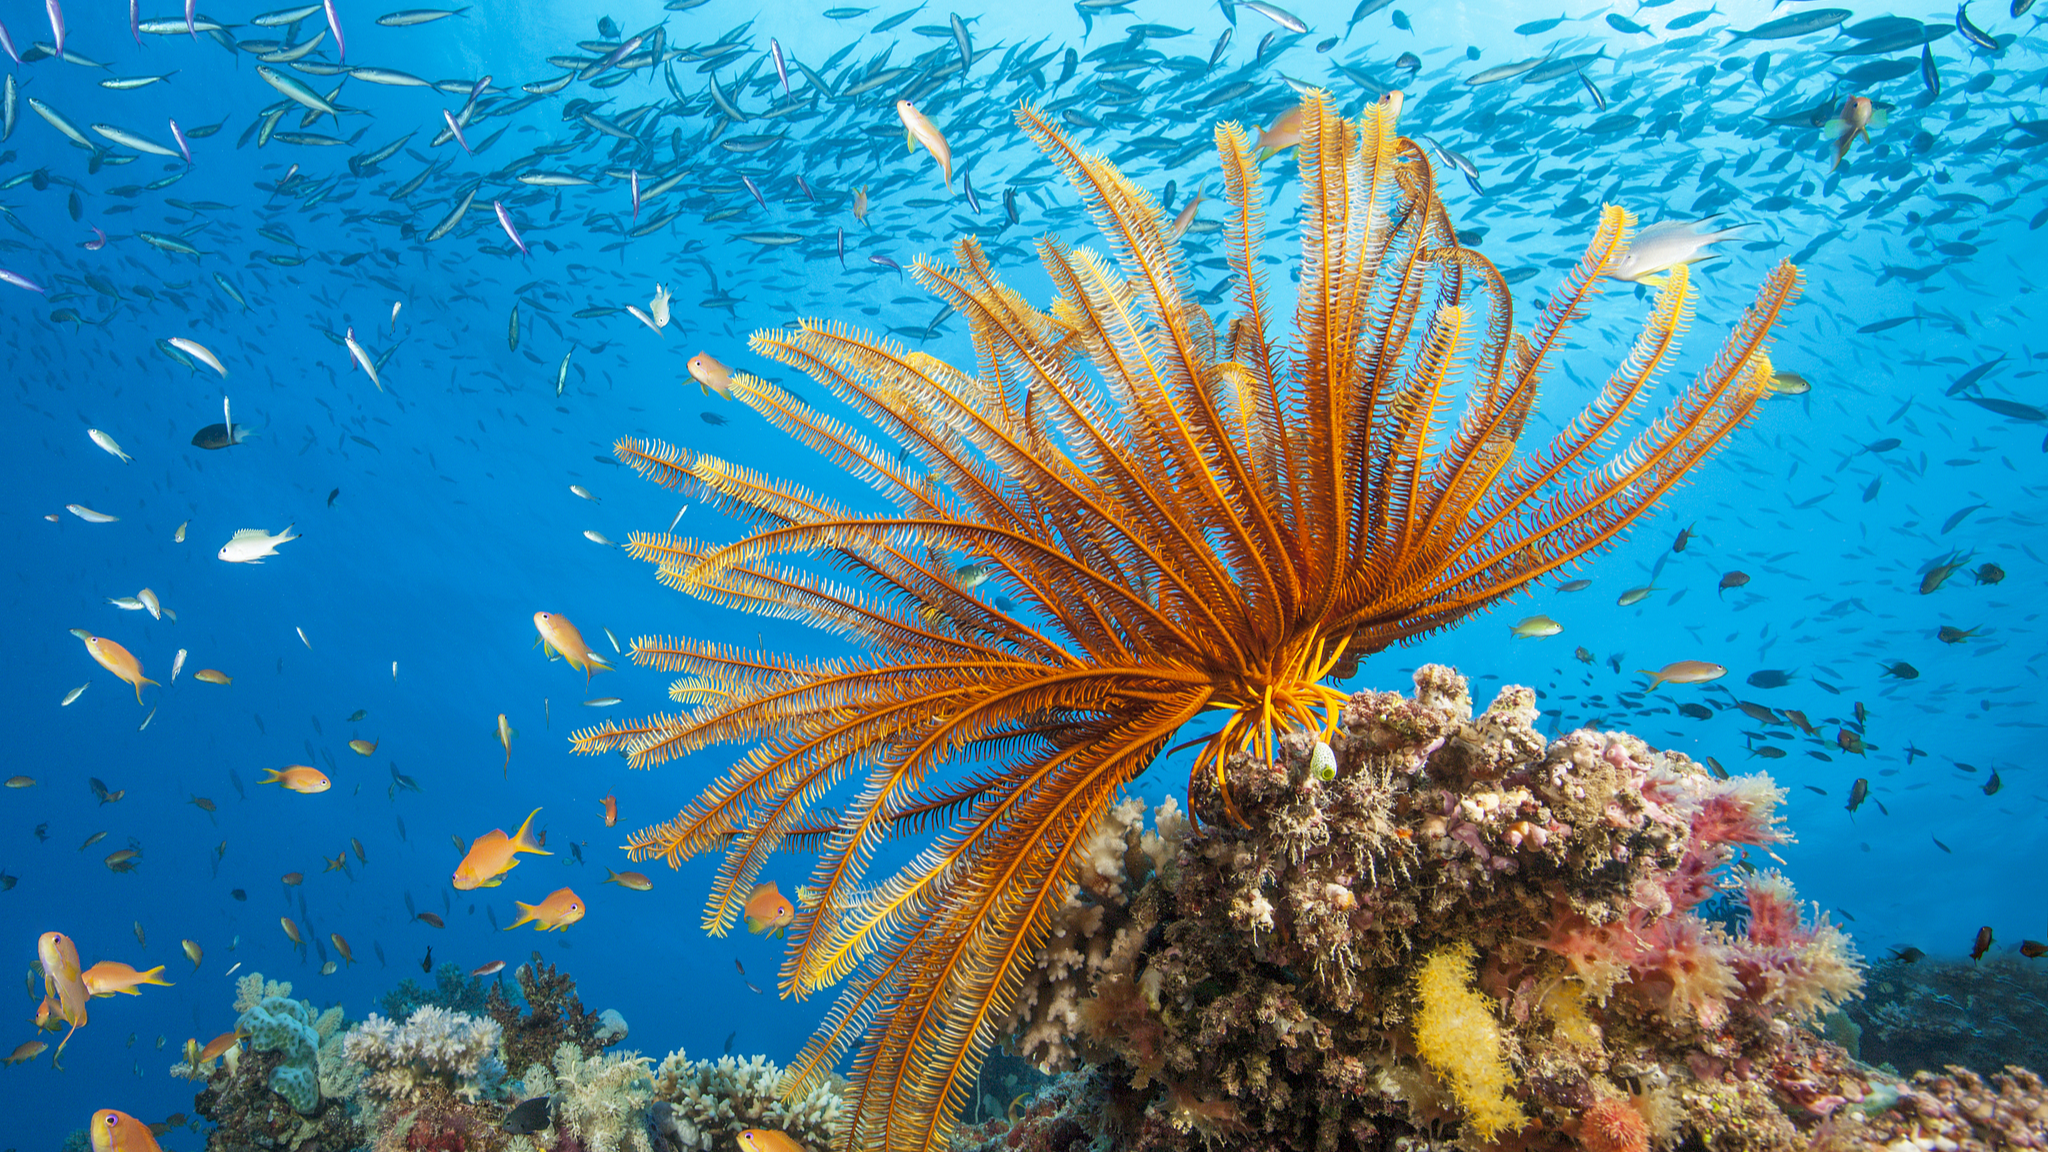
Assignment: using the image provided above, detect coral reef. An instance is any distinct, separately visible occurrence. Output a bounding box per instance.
[380,962,494,1022]
[647,1050,846,1151]
[488,954,607,1075]
[517,1043,658,1152]
[185,972,363,1151]
[977,667,1916,1151]
[1851,955,2048,1075]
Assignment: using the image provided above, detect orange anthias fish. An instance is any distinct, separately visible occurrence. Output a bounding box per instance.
[743,881,796,937]
[603,868,652,891]
[1827,96,1880,171]
[81,635,158,703]
[38,931,89,1063]
[81,961,173,997]
[90,1109,165,1152]
[737,1131,804,1152]
[686,352,735,400]
[1255,104,1306,160]
[895,99,952,187]
[194,1030,243,1063]
[510,887,585,932]
[259,766,330,794]
[533,611,610,685]
[599,793,618,828]
[453,808,550,890]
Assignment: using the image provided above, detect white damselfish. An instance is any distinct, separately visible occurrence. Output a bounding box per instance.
[218,524,299,564]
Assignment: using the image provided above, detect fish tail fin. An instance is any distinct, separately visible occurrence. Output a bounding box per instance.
[508,902,537,930]
[141,966,172,988]
[259,768,283,785]
[511,807,550,856]
[1635,672,1663,691]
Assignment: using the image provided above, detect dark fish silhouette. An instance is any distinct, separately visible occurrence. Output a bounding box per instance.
[503,1096,552,1135]
[190,422,250,450]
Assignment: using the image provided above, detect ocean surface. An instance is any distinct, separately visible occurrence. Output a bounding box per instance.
[2,0,2043,1144]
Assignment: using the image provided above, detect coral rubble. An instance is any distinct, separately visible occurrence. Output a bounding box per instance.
[973,667,2039,1152]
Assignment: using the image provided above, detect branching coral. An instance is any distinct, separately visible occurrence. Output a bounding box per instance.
[649,1050,846,1151]
[540,1042,657,1152]
[489,956,607,1076]
[344,1006,506,1105]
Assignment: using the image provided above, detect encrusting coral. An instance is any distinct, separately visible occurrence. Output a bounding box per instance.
[953,666,2029,1152]
[181,972,364,1151]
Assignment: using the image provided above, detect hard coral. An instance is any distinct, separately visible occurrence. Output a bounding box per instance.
[489,954,606,1075]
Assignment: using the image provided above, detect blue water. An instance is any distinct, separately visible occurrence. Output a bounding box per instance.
[3,0,2044,1144]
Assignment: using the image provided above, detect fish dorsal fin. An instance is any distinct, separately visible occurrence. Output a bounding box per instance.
[229,528,271,542]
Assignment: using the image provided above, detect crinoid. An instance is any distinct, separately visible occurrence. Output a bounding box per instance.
[570,90,1800,1151]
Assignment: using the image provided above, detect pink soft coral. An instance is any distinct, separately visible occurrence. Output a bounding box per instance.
[1733,872,1863,1019]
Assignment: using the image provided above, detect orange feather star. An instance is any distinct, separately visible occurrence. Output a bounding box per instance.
[571,90,1799,1152]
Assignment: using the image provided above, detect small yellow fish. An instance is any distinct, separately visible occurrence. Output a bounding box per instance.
[497,712,516,774]
[281,872,304,886]
[534,611,610,684]
[182,940,202,970]
[81,634,158,703]
[852,184,869,224]
[193,669,232,685]
[510,886,585,932]
[1638,660,1727,690]
[686,351,735,400]
[604,867,652,891]
[3,1040,48,1065]
[6,776,34,788]
[330,933,355,965]
[743,881,796,937]
[81,962,172,997]
[38,931,89,1063]
[260,766,330,794]
[173,520,188,543]
[737,1131,805,1152]
[1255,104,1306,160]
[453,808,550,890]
[280,917,302,945]
[347,739,377,756]
[1509,615,1562,639]
[895,100,952,187]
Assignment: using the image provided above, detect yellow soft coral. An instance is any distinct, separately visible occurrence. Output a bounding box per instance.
[1413,942,1527,1140]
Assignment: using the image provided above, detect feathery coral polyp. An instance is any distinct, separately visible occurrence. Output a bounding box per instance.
[575,89,1800,1151]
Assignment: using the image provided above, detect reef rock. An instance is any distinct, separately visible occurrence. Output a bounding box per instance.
[964,666,2014,1152]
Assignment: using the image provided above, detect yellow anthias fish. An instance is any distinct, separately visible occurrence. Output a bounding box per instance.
[347,739,377,756]
[510,886,585,932]
[453,807,550,890]
[1637,660,1728,690]
[260,766,331,794]
[895,99,952,188]
[743,881,796,937]
[1509,615,1562,639]
[193,669,232,685]
[686,352,735,400]
[90,1109,166,1152]
[737,1131,804,1152]
[603,867,652,891]
[81,961,173,997]
[533,611,611,684]
[80,635,158,703]
[38,931,89,1062]
[1255,104,1306,160]
[330,933,355,965]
